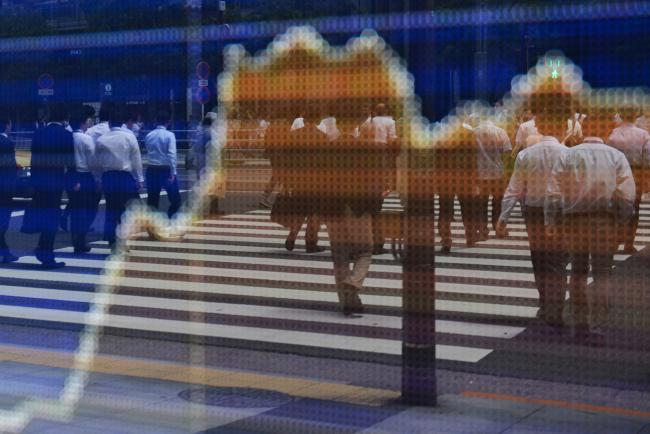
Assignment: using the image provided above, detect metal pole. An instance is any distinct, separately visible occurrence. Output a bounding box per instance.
[401,181,437,405]
[401,0,437,406]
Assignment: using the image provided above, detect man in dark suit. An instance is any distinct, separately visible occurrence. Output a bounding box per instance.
[21,103,75,268]
[0,112,18,263]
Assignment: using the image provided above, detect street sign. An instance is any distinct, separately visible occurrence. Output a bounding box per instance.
[196,86,211,105]
[104,83,113,96]
[37,73,54,90]
[38,89,54,96]
[196,61,211,80]
[219,0,226,11]
[198,79,209,87]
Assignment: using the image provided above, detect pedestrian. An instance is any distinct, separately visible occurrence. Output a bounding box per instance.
[607,107,650,253]
[317,109,341,142]
[259,115,289,209]
[21,103,75,268]
[282,112,325,253]
[95,105,144,252]
[635,106,650,133]
[512,109,538,156]
[497,122,568,328]
[366,103,398,255]
[68,105,100,253]
[473,116,512,239]
[434,122,480,252]
[563,111,586,147]
[0,112,18,263]
[144,111,181,218]
[191,115,213,181]
[545,135,635,341]
[323,125,384,315]
[86,103,112,143]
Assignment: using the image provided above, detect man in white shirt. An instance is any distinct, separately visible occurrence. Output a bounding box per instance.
[497,124,568,327]
[608,108,650,253]
[68,106,100,254]
[512,110,538,156]
[474,119,512,239]
[144,111,181,218]
[635,107,650,133]
[317,114,341,142]
[368,103,398,254]
[86,103,112,143]
[545,136,635,341]
[95,106,144,251]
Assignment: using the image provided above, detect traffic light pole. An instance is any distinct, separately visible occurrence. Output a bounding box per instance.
[401,0,437,406]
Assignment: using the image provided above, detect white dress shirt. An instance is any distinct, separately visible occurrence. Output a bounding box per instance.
[474,120,512,180]
[514,119,538,154]
[317,116,341,142]
[544,137,635,226]
[95,127,144,182]
[369,115,397,145]
[290,117,304,131]
[499,137,567,224]
[607,123,650,169]
[72,130,97,176]
[636,115,650,133]
[86,122,111,143]
[144,126,178,176]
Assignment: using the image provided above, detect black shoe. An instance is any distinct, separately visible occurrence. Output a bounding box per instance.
[285,238,295,251]
[40,260,65,269]
[1,253,19,263]
[74,245,92,254]
[466,238,477,248]
[440,245,451,254]
[623,245,638,254]
[574,325,605,346]
[372,247,389,255]
[477,231,490,241]
[306,246,326,254]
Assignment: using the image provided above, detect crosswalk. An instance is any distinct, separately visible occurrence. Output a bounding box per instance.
[0,196,647,367]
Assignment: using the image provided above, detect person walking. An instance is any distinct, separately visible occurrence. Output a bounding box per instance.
[512,109,538,156]
[68,106,100,253]
[95,106,144,252]
[21,103,75,268]
[473,117,512,239]
[144,111,181,218]
[322,126,383,315]
[86,103,111,143]
[283,113,325,253]
[434,124,480,252]
[0,113,18,263]
[545,136,635,341]
[607,107,650,253]
[497,131,568,327]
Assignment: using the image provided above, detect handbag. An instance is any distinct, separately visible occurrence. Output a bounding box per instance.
[270,191,303,229]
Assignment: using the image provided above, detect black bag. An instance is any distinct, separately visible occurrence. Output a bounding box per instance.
[270,191,303,229]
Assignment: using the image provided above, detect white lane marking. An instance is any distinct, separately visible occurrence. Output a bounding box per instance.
[0,285,524,339]
[0,304,492,363]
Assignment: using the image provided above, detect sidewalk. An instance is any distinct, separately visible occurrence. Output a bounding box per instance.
[1,347,648,434]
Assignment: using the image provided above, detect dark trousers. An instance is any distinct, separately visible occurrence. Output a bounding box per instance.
[438,193,479,247]
[0,170,14,253]
[146,166,181,218]
[478,178,504,233]
[623,169,643,248]
[563,213,617,328]
[69,172,100,247]
[288,214,319,249]
[103,171,139,245]
[524,206,568,323]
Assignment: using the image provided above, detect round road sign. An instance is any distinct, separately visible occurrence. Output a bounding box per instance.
[37,73,54,90]
[196,61,211,80]
[196,86,211,105]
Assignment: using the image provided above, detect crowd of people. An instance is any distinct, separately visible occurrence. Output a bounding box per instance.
[0,97,649,341]
[261,101,650,342]
[0,102,200,269]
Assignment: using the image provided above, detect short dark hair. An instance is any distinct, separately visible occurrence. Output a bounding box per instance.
[108,103,129,127]
[156,110,171,125]
[49,102,70,122]
[69,105,87,131]
[98,102,114,122]
[201,116,213,127]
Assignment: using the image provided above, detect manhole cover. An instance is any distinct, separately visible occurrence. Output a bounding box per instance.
[178,387,295,408]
